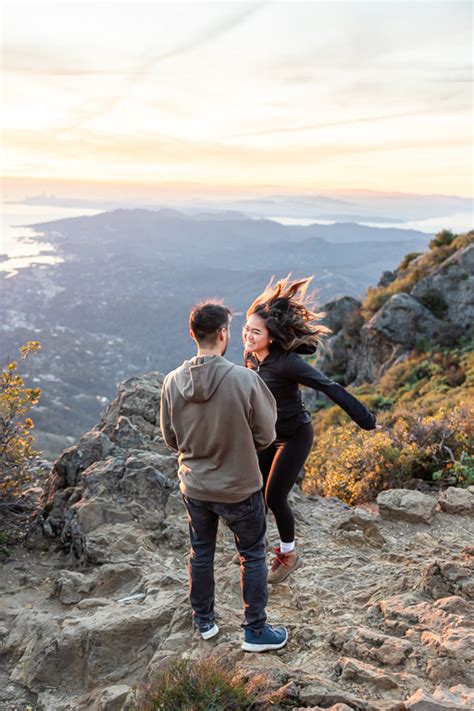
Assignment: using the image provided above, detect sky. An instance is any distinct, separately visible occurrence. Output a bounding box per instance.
[1,0,473,198]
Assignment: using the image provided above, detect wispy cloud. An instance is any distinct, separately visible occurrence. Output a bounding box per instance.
[134,3,268,77]
[225,106,472,139]
[2,45,123,77]
[5,126,470,168]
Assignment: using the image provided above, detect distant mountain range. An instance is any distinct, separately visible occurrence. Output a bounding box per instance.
[1,208,433,458]
[13,185,472,224]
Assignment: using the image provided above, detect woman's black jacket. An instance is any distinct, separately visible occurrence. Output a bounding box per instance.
[245,345,376,439]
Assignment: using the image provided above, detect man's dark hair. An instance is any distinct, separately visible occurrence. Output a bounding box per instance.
[189,300,232,345]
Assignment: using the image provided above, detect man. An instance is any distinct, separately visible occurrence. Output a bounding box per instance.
[160,300,288,652]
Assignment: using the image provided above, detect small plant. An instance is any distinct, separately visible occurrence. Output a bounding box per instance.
[0,531,12,559]
[132,657,275,711]
[432,452,474,486]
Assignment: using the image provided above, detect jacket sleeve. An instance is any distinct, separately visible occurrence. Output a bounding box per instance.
[249,376,277,450]
[282,352,376,430]
[160,380,179,451]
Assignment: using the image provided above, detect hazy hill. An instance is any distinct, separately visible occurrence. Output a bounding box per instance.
[1,209,431,457]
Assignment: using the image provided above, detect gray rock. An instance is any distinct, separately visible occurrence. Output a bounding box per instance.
[405,684,471,710]
[420,560,474,600]
[321,296,362,334]
[91,684,131,711]
[298,678,367,709]
[411,243,474,328]
[328,626,413,667]
[27,372,178,562]
[8,594,176,692]
[439,487,474,515]
[377,489,437,523]
[366,293,442,349]
[337,508,386,547]
[334,656,399,690]
[53,570,93,604]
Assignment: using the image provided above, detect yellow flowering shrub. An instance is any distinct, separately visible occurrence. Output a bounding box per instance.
[0,342,42,495]
[304,402,474,505]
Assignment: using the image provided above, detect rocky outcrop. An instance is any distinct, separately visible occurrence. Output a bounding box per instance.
[322,296,362,335]
[27,372,179,562]
[411,243,474,329]
[316,238,473,385]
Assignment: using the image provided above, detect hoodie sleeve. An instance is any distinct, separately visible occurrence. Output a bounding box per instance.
[282,352,376,431]
[160,379,179,451]
[249,376,277,450]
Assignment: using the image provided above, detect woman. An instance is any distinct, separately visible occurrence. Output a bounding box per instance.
[242,276,376,584]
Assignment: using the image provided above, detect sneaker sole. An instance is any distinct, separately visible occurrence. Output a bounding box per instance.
[241,634,288,653]
[268,556,302,584]
[201,624,219,640]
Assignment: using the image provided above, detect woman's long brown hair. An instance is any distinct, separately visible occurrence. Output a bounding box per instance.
[246,275,331,352]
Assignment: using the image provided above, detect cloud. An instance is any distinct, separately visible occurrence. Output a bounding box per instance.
[135,2,268,77]
[4,126,471,169]
[225,106,473,139]
[2,45,123,77]
[8,2,268,137]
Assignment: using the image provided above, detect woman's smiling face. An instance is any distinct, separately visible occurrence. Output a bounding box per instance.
[243,313,272,358]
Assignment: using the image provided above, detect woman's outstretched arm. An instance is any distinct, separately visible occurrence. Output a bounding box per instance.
[281,352,376,430]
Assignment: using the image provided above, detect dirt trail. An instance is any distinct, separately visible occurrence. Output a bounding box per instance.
[1,488,473,710]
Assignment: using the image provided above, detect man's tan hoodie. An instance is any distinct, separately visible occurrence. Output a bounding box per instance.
[160,355,277,503]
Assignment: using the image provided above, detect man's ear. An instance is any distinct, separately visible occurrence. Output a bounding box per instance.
[190,328,195,341]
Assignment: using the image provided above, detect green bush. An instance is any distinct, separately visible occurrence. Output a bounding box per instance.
[132,657,274,711]
[429,229,456,250]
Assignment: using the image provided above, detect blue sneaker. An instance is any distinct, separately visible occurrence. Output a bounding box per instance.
[195,621,219,640]
[241,624,288,652]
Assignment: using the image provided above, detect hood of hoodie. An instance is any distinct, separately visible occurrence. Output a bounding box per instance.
[174,355,235,403]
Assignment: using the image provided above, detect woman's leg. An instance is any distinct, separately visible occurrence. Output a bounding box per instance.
[264,422,314,554]
[258,443,277,497]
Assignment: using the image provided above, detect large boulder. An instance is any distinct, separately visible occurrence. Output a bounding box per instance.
[331,292,440,385]
[377,489,438,524]
[321,296,362,335]
[364,293,442,349]
[411,243,474,328]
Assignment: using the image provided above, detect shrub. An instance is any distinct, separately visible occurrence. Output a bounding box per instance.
[399,252,422,271]
[131,657,274,711]
[304,403,474,505]
[0,342,42,496]
[429,229,455,250]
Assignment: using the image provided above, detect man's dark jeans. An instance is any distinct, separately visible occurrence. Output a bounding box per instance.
[182,490,267,633]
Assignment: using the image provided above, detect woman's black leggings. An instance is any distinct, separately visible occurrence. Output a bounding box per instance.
[258,421,314,543]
